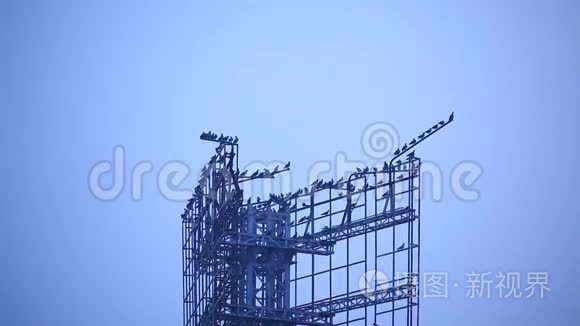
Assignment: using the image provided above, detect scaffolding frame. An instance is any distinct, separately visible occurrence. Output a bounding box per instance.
[181,114,453,326]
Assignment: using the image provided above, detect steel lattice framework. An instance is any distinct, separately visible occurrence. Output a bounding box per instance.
[181,114,453,326]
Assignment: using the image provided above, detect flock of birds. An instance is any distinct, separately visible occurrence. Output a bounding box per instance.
[237,161,291,180]
[393,111,453,156]
[200,131,238,144]
[183,115,450,321]
[186,113,454,239]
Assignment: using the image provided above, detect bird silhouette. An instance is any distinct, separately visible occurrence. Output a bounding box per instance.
[356,167,362,173]
[396,159,402,165]
[449,112,454,122]
[284,161,291,169]
[409,138,417,145]
[401,144,408,151]
[321,210,330,216]
[251,170,259,177]
[233,136,238,144]
[256,196,261,202]
[302,202,308,207]
[418,133,425,139]
[397,174,404,180]
[382,162,388,172]
[397,243,406,250]
[239,170,248,177]
[407,150,415,159]
[298,216,308,223]
[394,148,401,156]
[382,191,389,198]
[439,120,445,126]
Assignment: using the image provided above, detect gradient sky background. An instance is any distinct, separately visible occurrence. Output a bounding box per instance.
[2,1,580,325]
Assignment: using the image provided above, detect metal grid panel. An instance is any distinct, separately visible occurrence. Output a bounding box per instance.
[182,114,453,326]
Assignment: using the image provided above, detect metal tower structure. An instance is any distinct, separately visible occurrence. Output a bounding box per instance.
[181,113,454,326]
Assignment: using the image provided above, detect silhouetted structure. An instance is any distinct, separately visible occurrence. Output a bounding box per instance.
[181,114,453,326]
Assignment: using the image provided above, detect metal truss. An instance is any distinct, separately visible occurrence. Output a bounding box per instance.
[182,114,454,326]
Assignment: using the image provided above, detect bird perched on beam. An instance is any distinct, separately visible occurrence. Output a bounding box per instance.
[186,198,194,210]
[263,169,272,178]
[316,179,324,188]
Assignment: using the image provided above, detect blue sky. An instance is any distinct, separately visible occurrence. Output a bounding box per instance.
[2,1,580,325]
